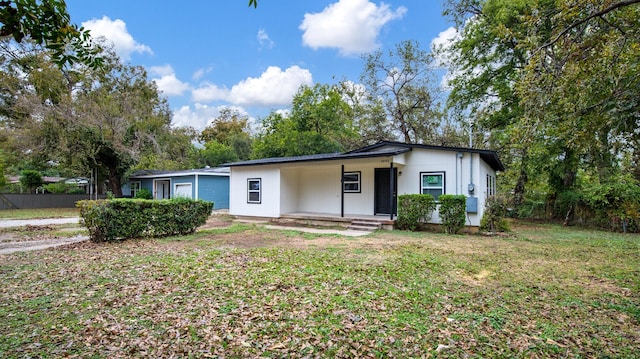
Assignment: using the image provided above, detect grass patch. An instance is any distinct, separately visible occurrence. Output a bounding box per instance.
[0,222,638,357]
[0,208,79,219]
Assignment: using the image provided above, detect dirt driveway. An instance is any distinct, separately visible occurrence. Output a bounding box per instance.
[0,217,87,254]
[0,216,373,255]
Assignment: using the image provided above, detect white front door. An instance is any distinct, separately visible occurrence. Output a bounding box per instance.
[155,180,171,199]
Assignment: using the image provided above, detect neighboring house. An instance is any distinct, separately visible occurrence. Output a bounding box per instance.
[225,141,504,228]
[124,167,230,209]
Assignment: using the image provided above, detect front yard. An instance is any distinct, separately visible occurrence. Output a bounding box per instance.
[0,219,638,358]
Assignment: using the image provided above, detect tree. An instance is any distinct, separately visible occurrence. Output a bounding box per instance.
[0,0,102,68]
[0,46,191,196]
[199,107,253,161]
[443,0,640,223]
[200,141,238,167]
[19,169,42,193]
[361,40,445,144]
[252,83,357,158]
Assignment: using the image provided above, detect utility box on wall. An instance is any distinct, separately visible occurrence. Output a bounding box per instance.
[466,196,478,213]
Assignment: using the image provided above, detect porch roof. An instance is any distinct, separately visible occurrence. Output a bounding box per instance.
[224,146,410,167]
[225,141,505,172]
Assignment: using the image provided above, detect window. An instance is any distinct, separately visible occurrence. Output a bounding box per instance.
[486,174,496,197]
[343,171,361,193]
[421,172,445,200]
[247,178,261,203]
[130,181,141,198]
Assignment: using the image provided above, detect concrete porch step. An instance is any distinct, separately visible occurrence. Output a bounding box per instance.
[348,220,382,231]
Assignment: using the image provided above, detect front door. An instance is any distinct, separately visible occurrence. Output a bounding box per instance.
[374,167,398,215]
[155,180,170,199]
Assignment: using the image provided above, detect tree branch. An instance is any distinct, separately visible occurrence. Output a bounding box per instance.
[538,0,640,51]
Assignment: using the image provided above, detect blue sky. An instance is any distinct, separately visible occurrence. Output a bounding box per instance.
[66,0,456,132]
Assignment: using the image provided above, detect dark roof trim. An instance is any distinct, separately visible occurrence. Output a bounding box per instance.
[225,141,504,172]
[224,147,410,167]
[129,167,230,179]
[350,141,505,171]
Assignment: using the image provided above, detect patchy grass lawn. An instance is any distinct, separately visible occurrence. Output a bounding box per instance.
[0,208,79,220]
[0,221,638,358]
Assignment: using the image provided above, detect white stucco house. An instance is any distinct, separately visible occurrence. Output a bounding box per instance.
[225,141,504,229]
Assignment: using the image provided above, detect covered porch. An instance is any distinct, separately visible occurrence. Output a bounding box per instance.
[233,211,396,230]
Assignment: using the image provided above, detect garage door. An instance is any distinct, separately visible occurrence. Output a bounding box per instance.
[174,183,192,199]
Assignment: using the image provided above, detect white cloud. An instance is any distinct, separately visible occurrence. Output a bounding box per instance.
[82,16,152,61]
[172,104,258,133]
[149,65,190,96]
[172,104,222,131]
[229,65,312,106]
[192,67,213,81]
[257,29,274,49]
[431,26,458,68]
[149,64,174,77]
[299,0,407,56]
[192,83,230,103]
[191,65,313,107]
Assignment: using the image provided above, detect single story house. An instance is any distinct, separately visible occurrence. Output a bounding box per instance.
[123,167,230,209]
[225,141,504,228]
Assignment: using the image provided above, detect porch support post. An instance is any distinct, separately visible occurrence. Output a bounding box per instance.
[389,161,394,220]
[340,164,345,218]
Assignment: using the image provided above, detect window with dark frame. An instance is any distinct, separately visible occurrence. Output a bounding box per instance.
[343,171,361,193]
[247,178,261,203]
[421,172,445,200]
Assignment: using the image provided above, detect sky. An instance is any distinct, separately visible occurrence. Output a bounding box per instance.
[65,0,456,132]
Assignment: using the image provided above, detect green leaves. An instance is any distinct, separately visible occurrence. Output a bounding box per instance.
[396,194,437,231]
[0,0,103,69]
[444,0,640,225]
[252,84,356,158]
[438,194,467,234]
[78,199,213,242]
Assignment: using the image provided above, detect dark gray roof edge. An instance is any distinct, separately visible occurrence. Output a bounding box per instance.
[225,141,504,172]
[350,141,504,171]
[224,148,410,167]
[129,167,230,178]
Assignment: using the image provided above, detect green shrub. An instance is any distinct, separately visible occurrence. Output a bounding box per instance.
[19,170,43,193]
[44,181,85,194]
[77,198,213,242]
[135,188,153,199]
[396,194,436,231]
[438,194,467,234]
[480,195,510,233]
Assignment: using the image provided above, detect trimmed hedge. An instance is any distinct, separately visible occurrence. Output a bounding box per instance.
[77,198,213,242]
[438,194,467,234]
[396,194,436,231]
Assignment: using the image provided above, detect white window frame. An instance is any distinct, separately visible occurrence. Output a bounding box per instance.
[420,172,445,200]
[130,181,141,198]
[343,171,361,193]
[247,178,261,204]
[486,174,496,197]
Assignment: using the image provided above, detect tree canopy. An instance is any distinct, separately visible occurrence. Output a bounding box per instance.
[252,84,358,158]
[0,0,102,68]
[442,0,640,225]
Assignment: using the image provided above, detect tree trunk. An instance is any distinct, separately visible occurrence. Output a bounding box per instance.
[106,165,123,197]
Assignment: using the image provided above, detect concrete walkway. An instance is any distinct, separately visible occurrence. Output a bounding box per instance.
[264,225,372,237]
